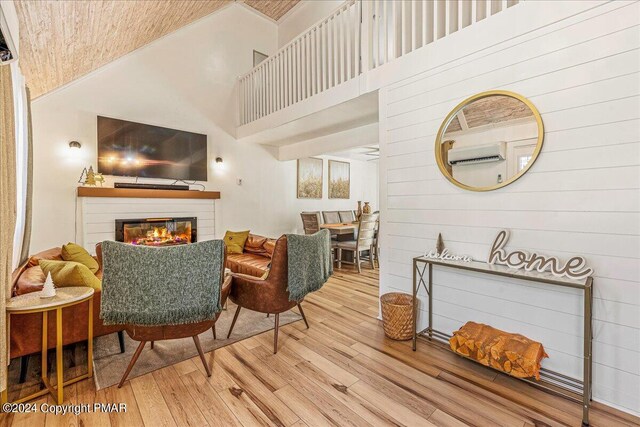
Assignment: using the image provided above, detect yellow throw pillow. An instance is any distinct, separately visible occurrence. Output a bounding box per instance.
[39,260,102,290]
[223,230,250,254]
[61,242,99,273]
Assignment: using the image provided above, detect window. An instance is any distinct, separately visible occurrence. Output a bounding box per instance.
[517,155,531,172]
[253,50,268,67]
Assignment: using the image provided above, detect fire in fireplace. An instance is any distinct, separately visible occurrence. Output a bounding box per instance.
[115,217,197,246]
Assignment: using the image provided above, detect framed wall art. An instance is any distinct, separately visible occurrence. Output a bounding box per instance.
[329,160,350,199]
[297,157,323,199]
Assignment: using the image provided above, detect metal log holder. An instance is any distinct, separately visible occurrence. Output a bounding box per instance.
[411,256,593,426]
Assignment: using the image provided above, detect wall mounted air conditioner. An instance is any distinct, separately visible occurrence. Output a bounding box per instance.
[0,7,17,65]
[448,142,506,166]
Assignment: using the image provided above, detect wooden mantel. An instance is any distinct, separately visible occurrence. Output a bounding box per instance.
[77,187,221,200]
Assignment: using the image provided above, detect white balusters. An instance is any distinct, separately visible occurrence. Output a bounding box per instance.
[365,0,372,70]
[392,0,399,61]
[381,0,387,66]
[305,34,310,98]
[346,4,352,80]
[336,11,341,84]
[353,2,362,77]
[296,39,302,102]
[238,0,521,125]
[427,0,435,44]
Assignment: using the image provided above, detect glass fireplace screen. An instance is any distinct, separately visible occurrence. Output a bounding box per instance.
[115,217,197,246]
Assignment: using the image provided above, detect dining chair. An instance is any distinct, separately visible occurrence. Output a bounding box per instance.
[335,212,379,273]
[300,212,321,234]
[372,215,380,268]
[322,211,341,224]
[339,210,355,222]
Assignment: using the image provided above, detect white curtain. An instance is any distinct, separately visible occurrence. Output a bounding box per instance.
[0,62,16,402]
[11,62,28,269]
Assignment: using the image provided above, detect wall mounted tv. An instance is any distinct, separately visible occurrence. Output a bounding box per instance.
[97,116,208,181]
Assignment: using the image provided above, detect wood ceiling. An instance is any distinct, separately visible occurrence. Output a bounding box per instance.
[244,0,300,21]
[15,0,301,98]
[446,95,534,134]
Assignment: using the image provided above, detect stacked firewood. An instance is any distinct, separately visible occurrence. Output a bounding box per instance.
[449,321,548,380]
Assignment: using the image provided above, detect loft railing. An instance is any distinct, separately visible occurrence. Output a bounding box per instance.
[366,0,521,69]
[238,0,520,126]
[238,0,359,125]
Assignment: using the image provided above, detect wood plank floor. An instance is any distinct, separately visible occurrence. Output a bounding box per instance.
[1,267,638,427]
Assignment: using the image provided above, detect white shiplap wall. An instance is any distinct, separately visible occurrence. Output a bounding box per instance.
[378,1,640,416]
[79,197,216,254]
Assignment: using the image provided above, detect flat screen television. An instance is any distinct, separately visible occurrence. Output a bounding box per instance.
[97,116,208,181]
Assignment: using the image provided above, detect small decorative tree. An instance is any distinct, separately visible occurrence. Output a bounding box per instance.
[436,233,445,255]
[41,272,56,298]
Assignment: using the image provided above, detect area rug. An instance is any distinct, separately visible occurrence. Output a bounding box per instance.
[93,301,301,389]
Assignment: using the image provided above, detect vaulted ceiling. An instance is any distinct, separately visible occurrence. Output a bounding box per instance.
[14,0,300,98]
[244,0,300,21]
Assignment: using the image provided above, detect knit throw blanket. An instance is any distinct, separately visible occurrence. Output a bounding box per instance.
[286,229,333,301]
[100,240,224,326]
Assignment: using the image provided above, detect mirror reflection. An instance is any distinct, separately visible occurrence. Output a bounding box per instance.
[436,92,543,191]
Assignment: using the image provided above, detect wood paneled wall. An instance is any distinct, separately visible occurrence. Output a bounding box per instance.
[377,1,640,416]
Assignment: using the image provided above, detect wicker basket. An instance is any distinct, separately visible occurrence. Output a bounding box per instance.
[380,292,413,341]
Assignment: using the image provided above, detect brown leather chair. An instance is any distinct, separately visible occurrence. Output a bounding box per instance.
[119,274,231,387]
[227,235,309,354]
[99,241,232,388]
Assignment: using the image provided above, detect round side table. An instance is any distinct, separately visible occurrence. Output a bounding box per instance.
[2,287,94,404]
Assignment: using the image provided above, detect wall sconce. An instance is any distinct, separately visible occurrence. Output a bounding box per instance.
[68,140,82,149]
[213,156,225,174]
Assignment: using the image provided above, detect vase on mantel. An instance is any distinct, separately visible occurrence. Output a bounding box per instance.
[363,202,371,214]
[356,201,363,221]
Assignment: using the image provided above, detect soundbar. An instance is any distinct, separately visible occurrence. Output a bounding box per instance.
[115,182,190,191]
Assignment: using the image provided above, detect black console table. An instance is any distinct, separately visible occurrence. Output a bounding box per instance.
[412,256,594,426]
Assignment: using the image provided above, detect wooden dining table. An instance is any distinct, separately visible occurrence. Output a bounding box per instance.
[320,223,357,241]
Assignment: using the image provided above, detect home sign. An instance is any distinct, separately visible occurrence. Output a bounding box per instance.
[488,230,593,280]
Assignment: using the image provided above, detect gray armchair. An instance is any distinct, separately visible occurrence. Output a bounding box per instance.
[100,240,230,387]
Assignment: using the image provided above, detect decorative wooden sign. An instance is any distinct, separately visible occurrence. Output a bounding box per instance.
[488,230,593,280]
[424,248,473,262]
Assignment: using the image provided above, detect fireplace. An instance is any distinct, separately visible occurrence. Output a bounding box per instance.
[115,217,197,246]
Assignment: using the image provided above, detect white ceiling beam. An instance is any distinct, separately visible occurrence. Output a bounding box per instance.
[456,110,469,130]
[277,122,379,161]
